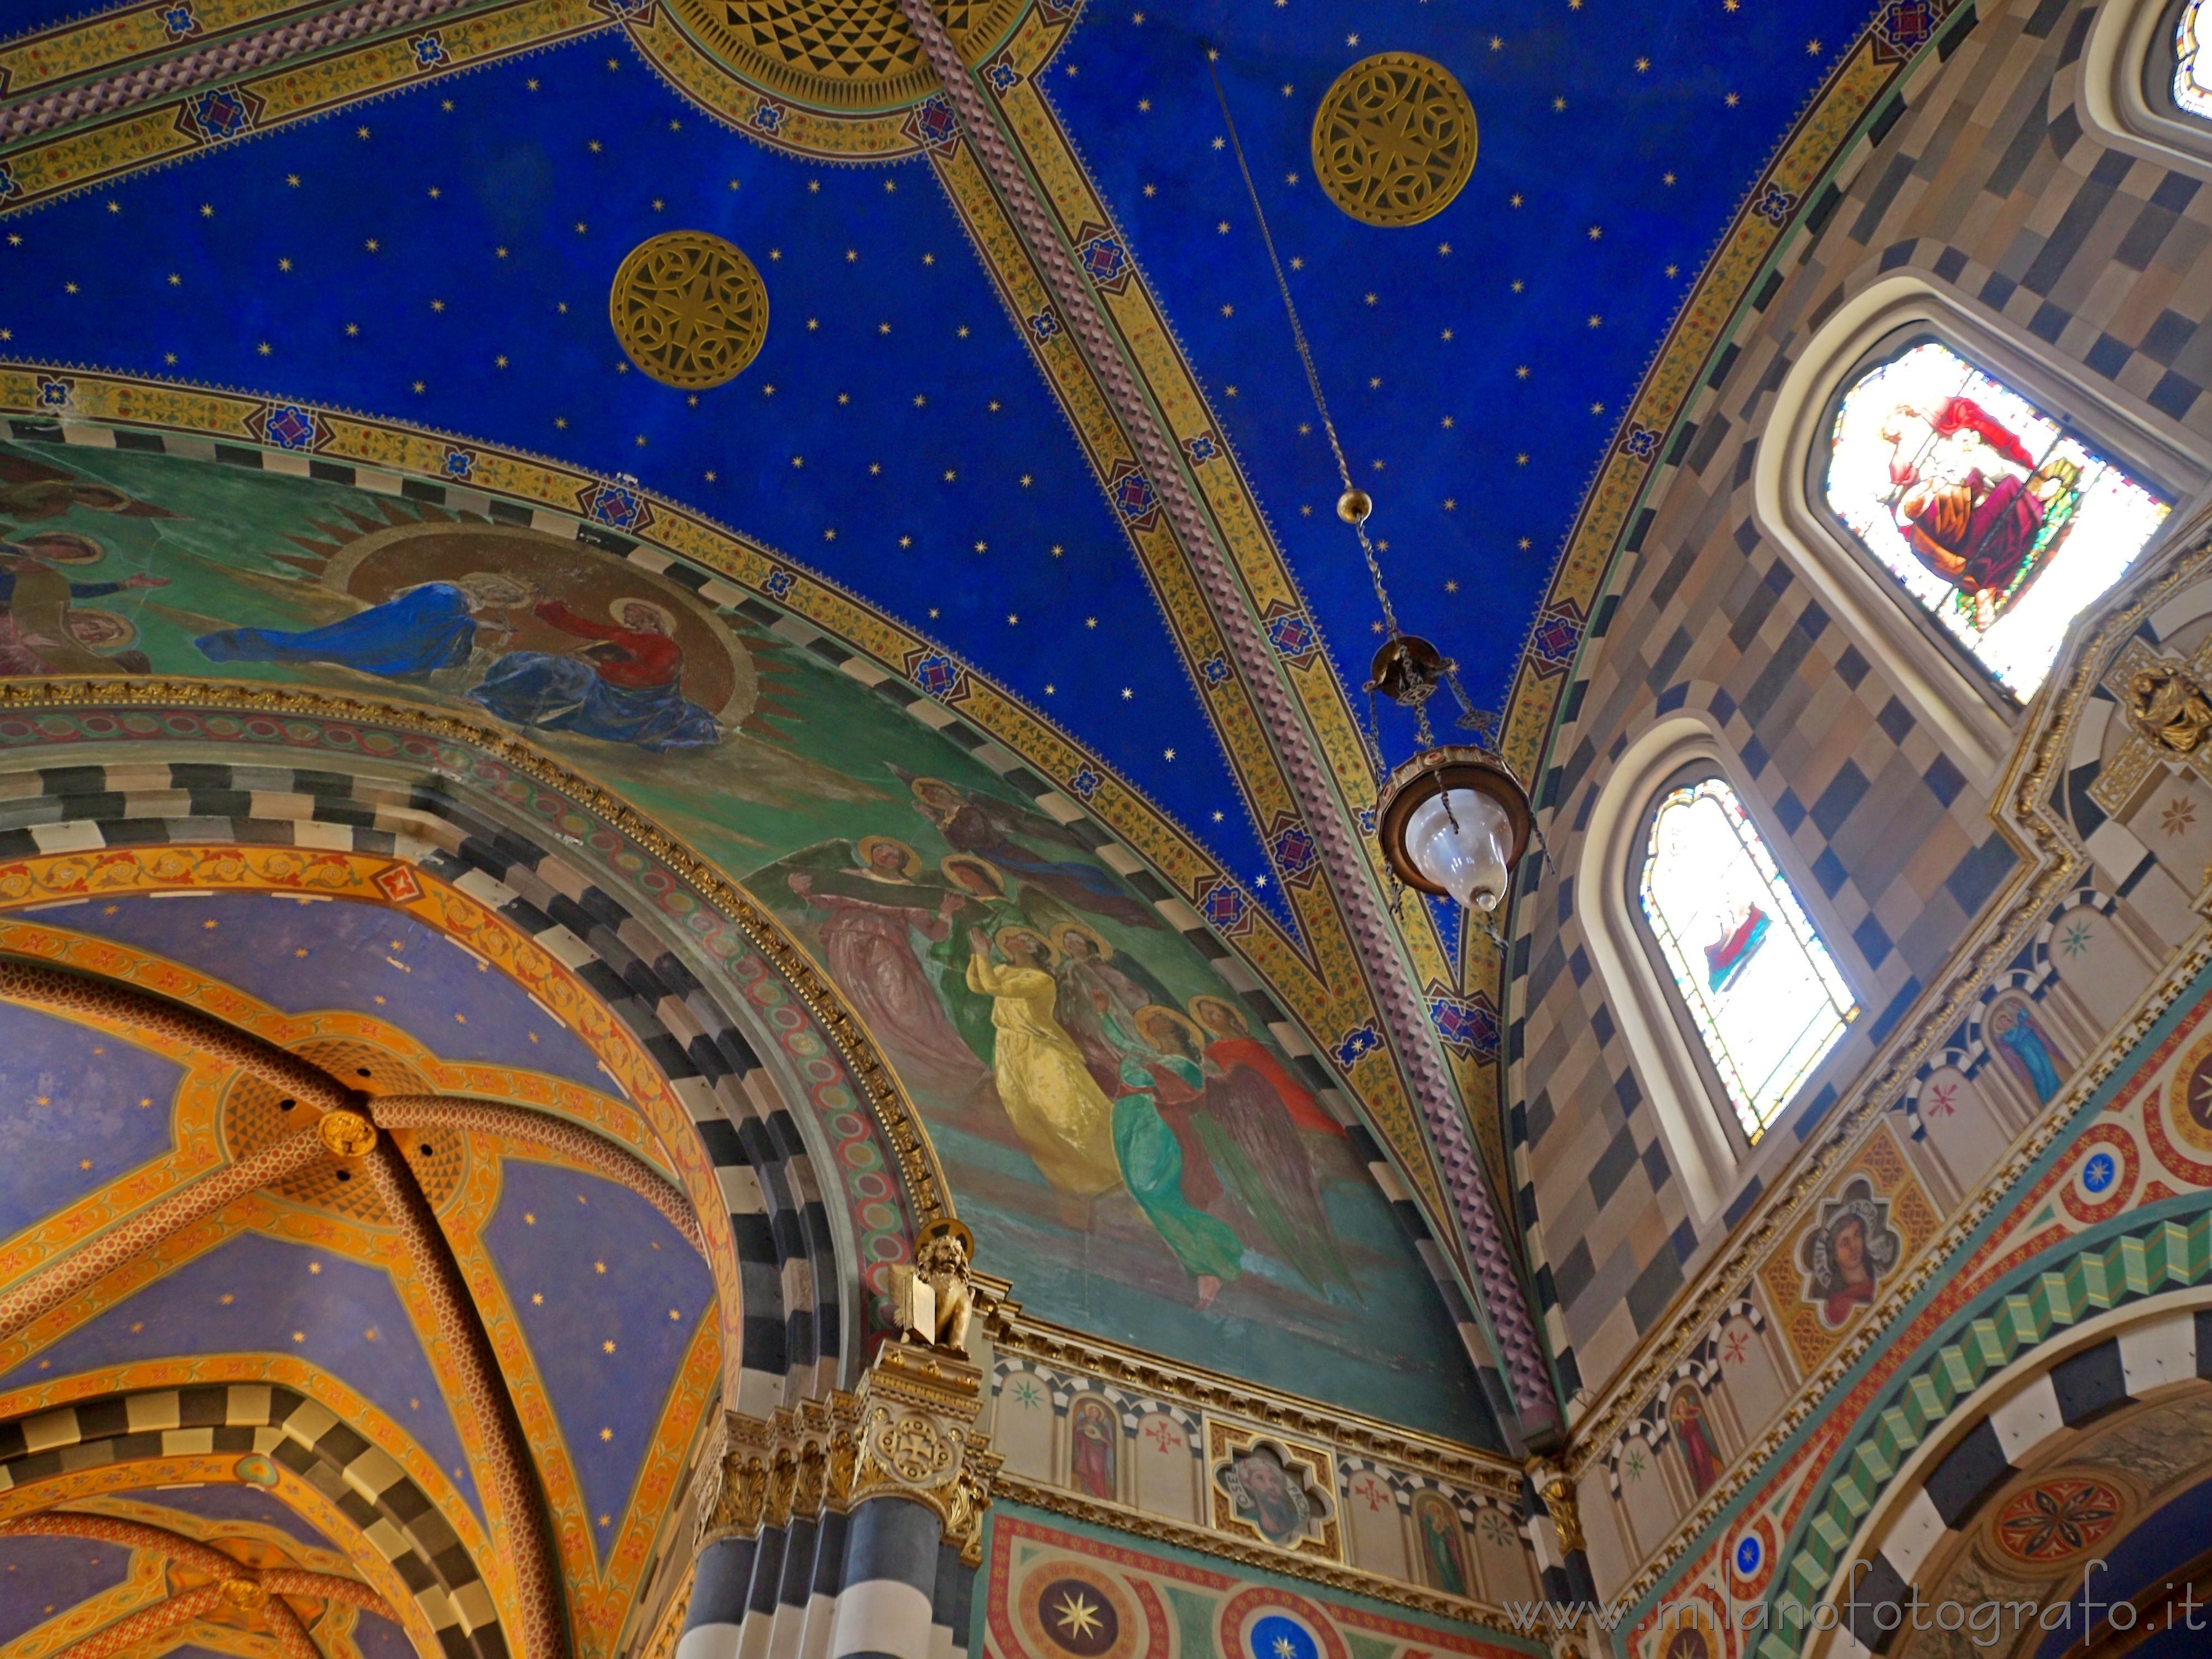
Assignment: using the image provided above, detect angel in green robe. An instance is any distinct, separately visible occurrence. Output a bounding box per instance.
[1105,1006,1244,1308]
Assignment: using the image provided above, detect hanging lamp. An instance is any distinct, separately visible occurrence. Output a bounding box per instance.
[1212,58,1534,918]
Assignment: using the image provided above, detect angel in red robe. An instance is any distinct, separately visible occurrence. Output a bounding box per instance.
[1139,1005,1360,1300]
[1878,397,2078,630]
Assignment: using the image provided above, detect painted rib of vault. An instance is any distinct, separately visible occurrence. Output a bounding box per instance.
[0,439,1493,1443]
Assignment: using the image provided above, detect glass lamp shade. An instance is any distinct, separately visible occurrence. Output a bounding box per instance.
[1375,745,1534,912]
[1402,788,1513,911]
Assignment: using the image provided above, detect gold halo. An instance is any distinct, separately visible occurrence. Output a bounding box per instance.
[995,925,1059,969]
[611,596,678,635]
[1311,53,1478,227]
[917,1215,974,1258]
[608,231,769,389]
[1052,920,1111,961]
[67,610,137,649]
[1187,994,1248,1037]
[6,530,106,564]
[939,854,1006,896]
[855,836,922,878]
[1136,1003,1204,1054]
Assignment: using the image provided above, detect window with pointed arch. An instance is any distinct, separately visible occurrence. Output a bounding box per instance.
[1637,778,1857,1142]
[2164,0,2212,118]
[1820,337,2169,701]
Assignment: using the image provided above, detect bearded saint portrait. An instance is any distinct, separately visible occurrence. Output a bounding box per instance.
[1223,1446,1313,1548]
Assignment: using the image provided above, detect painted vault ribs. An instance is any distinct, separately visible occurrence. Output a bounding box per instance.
[0,0,612,213]
[0,0,1509,1317]
[0,907,726,1655]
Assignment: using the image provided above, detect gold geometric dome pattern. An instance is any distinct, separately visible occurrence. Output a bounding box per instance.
[660,0,1023,113]
[1310,53,1478,228]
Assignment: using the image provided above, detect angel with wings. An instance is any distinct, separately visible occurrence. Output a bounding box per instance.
[751,836,990,1095]
[893,767,1160,929]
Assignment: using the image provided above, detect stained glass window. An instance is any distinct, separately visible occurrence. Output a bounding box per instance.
[1638,779,1857,1141]
[1823,339,2169,700]
[2178,0,2212,118]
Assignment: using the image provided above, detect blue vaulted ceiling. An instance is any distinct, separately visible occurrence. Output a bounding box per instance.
[0,0,1876,885]
[1050,0,1880,756]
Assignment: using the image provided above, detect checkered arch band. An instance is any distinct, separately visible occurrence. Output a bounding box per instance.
[1835,1312,2212,1656]
[0,1381,503,1659]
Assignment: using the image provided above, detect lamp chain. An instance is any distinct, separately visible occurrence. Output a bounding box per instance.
[1206,50,1402,645]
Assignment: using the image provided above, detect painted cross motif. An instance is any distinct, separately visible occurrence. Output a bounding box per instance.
[1142,1419,1183,1455]
[1928,1081,1958,1117]
[2089,636,2212,817]
[1720,1327,1751,1364]
[1351,1473,1391,1511]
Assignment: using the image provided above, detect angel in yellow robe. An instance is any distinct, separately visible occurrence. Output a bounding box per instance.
[965,925,1122,1195]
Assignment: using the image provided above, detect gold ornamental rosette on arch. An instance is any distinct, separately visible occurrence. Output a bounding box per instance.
[624,0,1078,161]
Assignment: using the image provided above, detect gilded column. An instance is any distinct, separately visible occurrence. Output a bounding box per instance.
[828,1341,997,1659]
[677,1413,772,1659]
[679,1227,997,1659]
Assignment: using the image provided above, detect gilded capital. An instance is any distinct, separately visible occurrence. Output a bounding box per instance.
[1525,1457,1583,1556]
[849,1338,997,1547]
[695,1411,772,1547]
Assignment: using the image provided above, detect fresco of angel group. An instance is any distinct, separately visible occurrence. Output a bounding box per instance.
[0,443,1493,1444]
[1823,337,2169,700]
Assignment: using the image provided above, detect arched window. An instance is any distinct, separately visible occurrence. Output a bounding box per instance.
[1820,337,2171,703]
[2171,0,2212,115]
[2078,0,2212,181]
[1637,778,1857,1142]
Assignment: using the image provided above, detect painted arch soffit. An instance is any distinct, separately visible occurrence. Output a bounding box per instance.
[0,378,1470,1260]
[0,1485,424,1659]
[0,927,722,1653]
[0,1366,498,1659]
